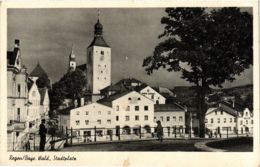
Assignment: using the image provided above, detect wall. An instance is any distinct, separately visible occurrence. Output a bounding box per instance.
[140,86,166,104]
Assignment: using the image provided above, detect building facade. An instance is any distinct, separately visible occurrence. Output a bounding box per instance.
[7,40,31,151]
[87,19,111,101]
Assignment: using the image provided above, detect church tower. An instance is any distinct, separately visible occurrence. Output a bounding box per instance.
[69,45,76,72]
[87,16,111,101]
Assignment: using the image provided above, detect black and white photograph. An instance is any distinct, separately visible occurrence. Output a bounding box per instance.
[5,7,254,153]
[0,1,259,166]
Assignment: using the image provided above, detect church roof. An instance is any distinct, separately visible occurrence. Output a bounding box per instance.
[88,36,109,48]
[30,63,48,77]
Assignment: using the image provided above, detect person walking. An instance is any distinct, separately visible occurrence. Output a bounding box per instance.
[156,120,163,142]
[39,119,47,151]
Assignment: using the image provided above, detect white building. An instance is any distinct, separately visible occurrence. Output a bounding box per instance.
[205,102,253,136]
[39,87,50,120]
[99,90,155,135]
[138,85,166,104]
[154,103,186,135]
[27,78,41,129]
[237,108,253,134]
[59,102,116,141]
[7,40,31,151]
[87,19,111,102]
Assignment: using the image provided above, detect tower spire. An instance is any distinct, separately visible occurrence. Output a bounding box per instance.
[97,9,100,21]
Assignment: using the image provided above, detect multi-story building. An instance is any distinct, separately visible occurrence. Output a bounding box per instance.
[27,78,41,129]
[99,90,155,134]
[39,87,50,120]
[154,104,186,130]
[205,101,253,136]
[7,40,30,150]
[237,108,253,134]
[59,101,116,141]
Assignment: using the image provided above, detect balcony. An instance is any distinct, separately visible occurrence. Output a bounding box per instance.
[7,120,26,132]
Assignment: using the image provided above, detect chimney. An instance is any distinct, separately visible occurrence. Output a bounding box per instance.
[14,39,20,48]
[232,98,235,108]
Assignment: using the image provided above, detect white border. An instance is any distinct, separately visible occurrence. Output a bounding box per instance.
[0,0,259,166]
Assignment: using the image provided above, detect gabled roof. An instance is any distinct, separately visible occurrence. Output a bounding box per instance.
[39,88,48,105]
[7,48,19,66]
[155,103,185,112]
[134,84,149,92]
[30,63,48,77]
[88,36,109,48]
[97,90,132,107]
[207,102,240,117]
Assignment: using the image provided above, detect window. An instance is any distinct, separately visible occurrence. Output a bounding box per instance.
[245,112,248,116]
[160,116,163,121]
[18,84,21,94]
[240,120,243,125]
[137,97,141,100]
[126,106,130,111]
[156,100,159,104]
[215,111,217,115]
[144,106,148,111]
[135,115,139,121]
[116,105,119,111]
[246,120,248,124]
[234,118,236,122]
[107,120,111,124]
[167,116,170,121]
[128,97,132,100]
[179,116,183,122]
[108,111,111,115]
[154,117,156,120]
[135,106,139,111]
[116,116,119,121]
[17,108,20,121]
[101,51,104,55]
[85,120,89,125]
[97,120,101,125]
[76,120,80,125]
[76,111,80,115]
[205,119,208,123]
[86,111,89,115]
[98,111,101,115]
[144,115,149,121]
[221,111,223,115]
[125,116,130,121]
[173,117,176,121]
[211,118,214,123]
[224,118,226,123]
[218,118,220,123]
[251,120,253,124]
[230,118,232,123]
[151,94,154,100]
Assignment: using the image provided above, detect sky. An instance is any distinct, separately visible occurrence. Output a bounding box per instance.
[7,8,253,89]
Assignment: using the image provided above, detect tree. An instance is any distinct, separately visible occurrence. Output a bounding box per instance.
[49,69,88,110]
[143,8,252,137]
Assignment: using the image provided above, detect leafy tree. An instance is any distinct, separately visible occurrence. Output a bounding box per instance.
[49,69,87,110]
[143,8,252,137]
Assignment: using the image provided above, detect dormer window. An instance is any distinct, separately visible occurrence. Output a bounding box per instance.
[101,51,104,55]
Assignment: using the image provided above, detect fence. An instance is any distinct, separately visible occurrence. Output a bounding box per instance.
[62,126,253,145]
